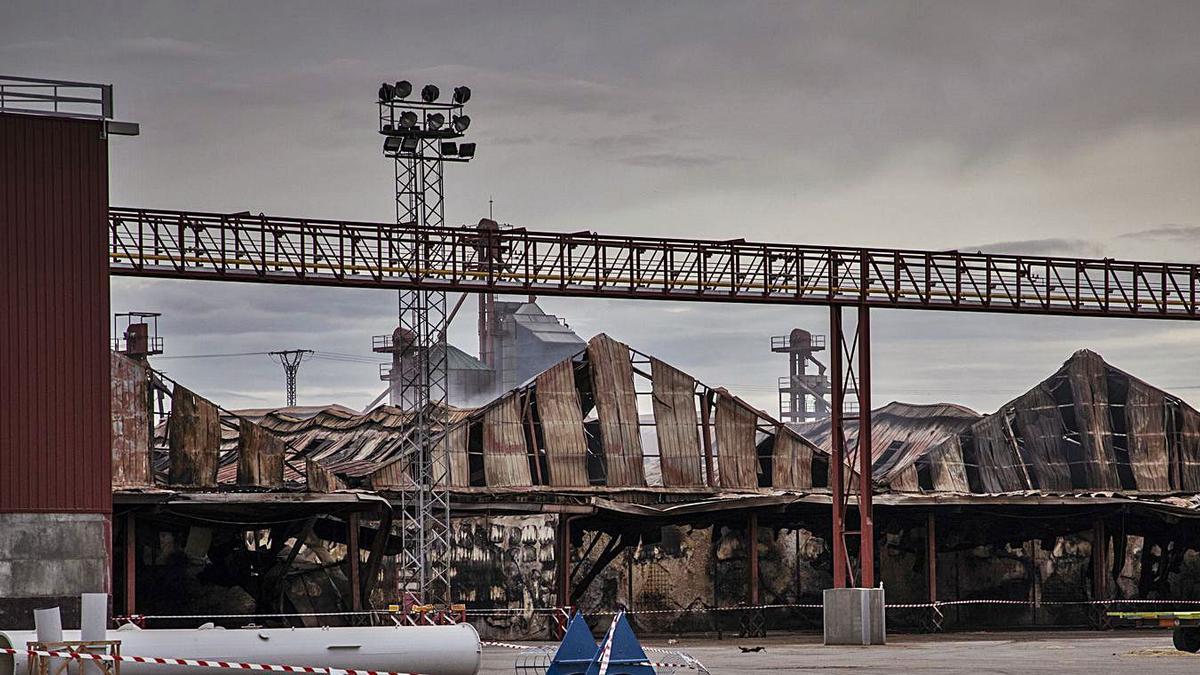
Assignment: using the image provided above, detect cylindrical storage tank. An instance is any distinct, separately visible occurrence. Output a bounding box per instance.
[0,624,480,675]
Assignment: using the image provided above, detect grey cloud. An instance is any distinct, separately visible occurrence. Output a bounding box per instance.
[621,152,729,169]
[113,37,227,59]
[1117,224,1200,242]
[966,238,1106,258]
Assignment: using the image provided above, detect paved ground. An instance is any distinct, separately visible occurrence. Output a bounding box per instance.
[479,630,1199,673]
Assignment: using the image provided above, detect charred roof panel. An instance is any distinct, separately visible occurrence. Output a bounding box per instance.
[536,360,590,487]
[483,393,532,487]
[715,392,760,489]
[588,334,645,487]
[650,358,704,487]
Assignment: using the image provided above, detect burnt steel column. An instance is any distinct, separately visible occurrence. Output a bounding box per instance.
[829,305,847,588]
[1092,518,1108,600]
[926,512,937,604]
[124,512,137,615]
[858,304,874,588]
[348,513,362,611]
[556,515,572,611]
[748,512,760,605]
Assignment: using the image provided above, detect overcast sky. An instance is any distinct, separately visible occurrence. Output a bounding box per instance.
[6,1,1200,414]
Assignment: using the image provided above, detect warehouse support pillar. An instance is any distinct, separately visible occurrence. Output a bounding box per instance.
[1092,518,1110,629]
[823,301,885,645]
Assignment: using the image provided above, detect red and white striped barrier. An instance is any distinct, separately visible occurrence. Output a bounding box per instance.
[0,648,426,675]
[479,640,533,650]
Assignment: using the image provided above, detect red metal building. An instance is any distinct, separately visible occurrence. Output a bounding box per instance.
[0,77,133,627]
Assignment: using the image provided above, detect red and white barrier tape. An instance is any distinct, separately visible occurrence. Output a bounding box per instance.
[480,641,533,650]
[0,648,425,675]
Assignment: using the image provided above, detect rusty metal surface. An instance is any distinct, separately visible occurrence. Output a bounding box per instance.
[110,206,1200,321]
[1,113,110,513]
[1011,386,1073,491]
[439,423,470,487]
[111,352,152,488]
[772,429,814,489]
[236,420,285,488]
[167,384,222,487]
[588,334,645,487]
[853,350,1200,496]
[715,392,759,489]
[1126,379,1171,491]
[1066,351,1122,490]
[1180,407,1200,489]
[650,358,703,487]
[799,401,980,486]
[483,393,531,487]
[536,360,590,487]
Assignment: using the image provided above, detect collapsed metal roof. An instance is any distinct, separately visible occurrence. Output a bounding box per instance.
[800,349,1200,496]
[119,333,827,497]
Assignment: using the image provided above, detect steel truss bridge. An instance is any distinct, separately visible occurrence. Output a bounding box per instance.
[108,205,1200,591]
[110,207,1200,320]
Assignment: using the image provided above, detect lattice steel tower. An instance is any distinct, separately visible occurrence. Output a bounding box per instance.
[377,80,476,606]
[269,349,313,407]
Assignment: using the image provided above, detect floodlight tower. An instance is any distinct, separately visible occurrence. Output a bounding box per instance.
[377,79,476,607]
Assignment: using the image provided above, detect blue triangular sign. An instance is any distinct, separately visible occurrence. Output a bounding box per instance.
[547,613,599,675]
[585,612,654,675]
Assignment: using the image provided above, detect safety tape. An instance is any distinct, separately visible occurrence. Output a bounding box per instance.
[0,648,426,675]
[479,641,533,650]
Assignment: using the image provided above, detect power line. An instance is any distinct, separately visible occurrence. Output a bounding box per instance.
[155,351,272,360]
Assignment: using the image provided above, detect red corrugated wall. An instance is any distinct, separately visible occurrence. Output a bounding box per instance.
[0,112,111,513]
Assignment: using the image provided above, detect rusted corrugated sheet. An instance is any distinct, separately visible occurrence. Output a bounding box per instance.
[1066,351,1121,490]
[923,435,971,492]
[588,335,645,486]
[111,352,152,488]
[1,113,110,513]
[1012,386,1072,491]
[536,360,590,487]
[168,385,222,487]
[772,429,813,489]
[889,464,920,492]
[1178,407,1200,491]
[307,458,344,492]
[970,413,1028,492]
[236,421,285,488]
[1125,379,1171,491]
[798,401,980,487]
[715,393,759,489]
[367,456,414,489]
[483,393,532,487]
[439,424,470,487]
[650,358,703,487]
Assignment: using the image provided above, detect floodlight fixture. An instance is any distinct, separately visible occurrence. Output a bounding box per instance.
[394,80,412,99]
[383,136,402,154]
[400,136,420,154]
[458,142,476,159]
[378,82,395,102]
[427,112,445,130]
[440,141,458,156]
[421,84,440,102]
[399,111,418,128]
[452,86,471,104]
[452,115,471,133]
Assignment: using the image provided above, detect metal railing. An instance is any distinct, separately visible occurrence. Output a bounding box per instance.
[108,206,1200,321]
[0,75,113,120]
[771,333,827,351]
